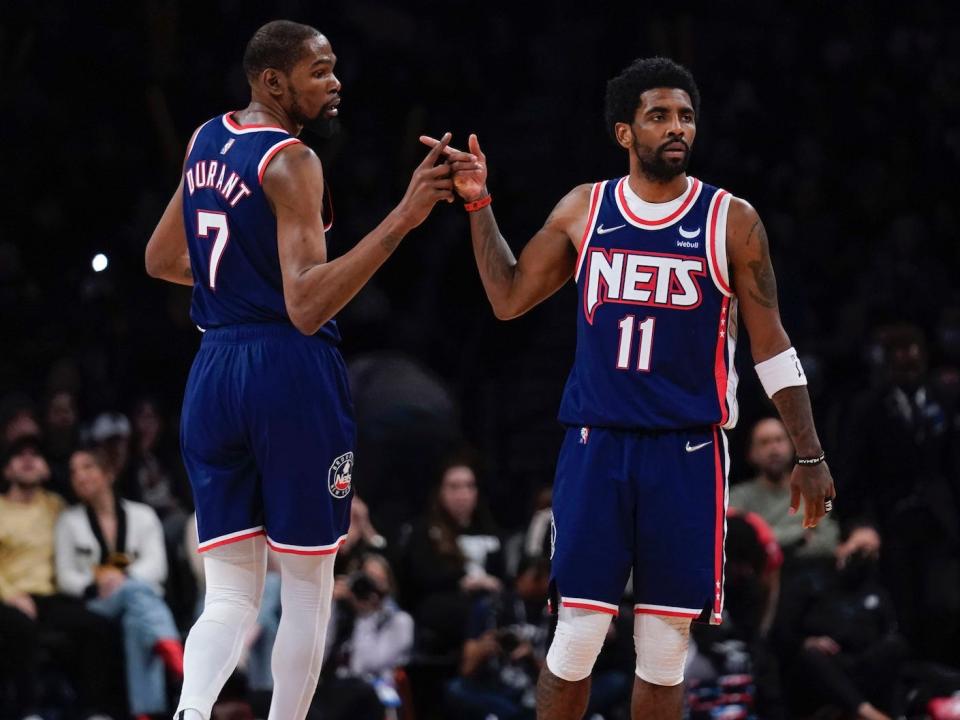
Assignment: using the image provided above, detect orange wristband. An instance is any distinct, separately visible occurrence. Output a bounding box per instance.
[464,194,492,212]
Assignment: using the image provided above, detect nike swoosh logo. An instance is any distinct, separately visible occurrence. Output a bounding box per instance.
[685,440,712,453]
[678,226,701,239]
[596,223,626,235]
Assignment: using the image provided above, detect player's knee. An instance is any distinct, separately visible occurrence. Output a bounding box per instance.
[545,605,612,682]
[633,613,691,687]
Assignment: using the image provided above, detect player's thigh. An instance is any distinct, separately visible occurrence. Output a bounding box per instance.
[550,427,634,613]
[181,343,263,548]
[248,338,356,552]
[632,427,727,624]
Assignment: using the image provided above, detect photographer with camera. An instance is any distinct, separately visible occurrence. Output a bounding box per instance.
[316,553,414,720]
[445,556,553,720]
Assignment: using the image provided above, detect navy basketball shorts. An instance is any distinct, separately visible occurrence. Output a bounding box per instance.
[550,426,728,624]
[180,324,356,555]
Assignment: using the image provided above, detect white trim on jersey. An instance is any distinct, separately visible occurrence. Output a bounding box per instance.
[265,534,348,556]
[574,180,608,283]
[257,138,303,184]
[721,299,740,429]
[614,176,703,231]
[704,190,733,298]
[220,113,290,135]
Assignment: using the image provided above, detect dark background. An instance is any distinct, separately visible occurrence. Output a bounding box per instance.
[3,0,959,530]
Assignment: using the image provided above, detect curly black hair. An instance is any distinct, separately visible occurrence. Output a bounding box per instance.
[242,20,322,81]
[604,57,700,143]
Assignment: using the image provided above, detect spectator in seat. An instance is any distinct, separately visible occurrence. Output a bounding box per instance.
[56,446,184,720]
[730,417,839,566]
[0,435,124,720]
[400,456,505,653]
[776,535,908,720]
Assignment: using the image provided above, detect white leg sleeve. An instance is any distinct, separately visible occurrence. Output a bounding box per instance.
[176,535,268,719]
[545,605,613,682]
[267,551,337,720]
[634,613,691,687]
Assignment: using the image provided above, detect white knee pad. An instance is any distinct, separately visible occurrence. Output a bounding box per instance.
[633,613,691,686]
[545,605,613,682]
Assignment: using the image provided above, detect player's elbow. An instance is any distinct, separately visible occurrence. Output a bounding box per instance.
[491,299,523,321]
[285,299,329,336]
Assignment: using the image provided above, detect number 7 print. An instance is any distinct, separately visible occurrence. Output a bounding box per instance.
[197,210,230,289]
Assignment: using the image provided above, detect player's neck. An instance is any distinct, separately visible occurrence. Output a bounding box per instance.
[626,172,689,203]
[236,99,301,136]
[88,490,116,517]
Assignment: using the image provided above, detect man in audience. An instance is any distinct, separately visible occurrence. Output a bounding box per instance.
[731,417,839,566]
[0,436,124,719]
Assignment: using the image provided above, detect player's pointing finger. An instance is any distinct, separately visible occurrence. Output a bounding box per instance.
[420,132,452,166]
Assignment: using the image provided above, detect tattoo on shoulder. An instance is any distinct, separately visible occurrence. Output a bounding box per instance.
[745,217,778,309]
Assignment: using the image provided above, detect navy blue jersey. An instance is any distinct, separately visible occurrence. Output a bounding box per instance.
[182,113,338,342]
[557,176,739,431]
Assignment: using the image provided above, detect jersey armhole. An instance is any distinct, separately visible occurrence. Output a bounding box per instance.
[257,138,304,185]
[706,190,733,296]
[573,181,607,283]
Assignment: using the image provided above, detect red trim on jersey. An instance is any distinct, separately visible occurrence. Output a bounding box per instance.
[561,600,619,616]
[712,427,726,620]
[633,607,701,619]
[714,296,731,425]
[708,190,732,294]
[225,112,285,131]
[197,529,266,553]
[257,138,303,184]
[617,176,700,227]
[265,536,346,556]
[574,182,604,280]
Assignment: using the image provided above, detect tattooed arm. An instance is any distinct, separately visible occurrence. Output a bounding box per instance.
[420,133,587,319]
[727,198,836,528]
[466,185,588,319]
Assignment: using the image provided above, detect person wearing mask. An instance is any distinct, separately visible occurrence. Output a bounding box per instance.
[55,447,184,720]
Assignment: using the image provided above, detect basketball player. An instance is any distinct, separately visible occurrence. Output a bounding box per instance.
[423,57,836,719]
[145,21,453,720]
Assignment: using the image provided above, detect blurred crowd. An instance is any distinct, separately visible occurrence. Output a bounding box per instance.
[3,0,960,719]
[2,315,960,720]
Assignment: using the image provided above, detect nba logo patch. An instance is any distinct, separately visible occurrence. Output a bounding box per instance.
[328,452,354,498]
[579,427,590,445]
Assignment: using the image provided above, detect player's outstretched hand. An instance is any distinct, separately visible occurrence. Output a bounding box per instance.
[419,132,488,202]
[788,461,836,529]
[395,132,454,231]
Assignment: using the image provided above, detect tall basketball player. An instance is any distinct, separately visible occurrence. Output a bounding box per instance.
[423,58,835,719]
[145,21,453,720]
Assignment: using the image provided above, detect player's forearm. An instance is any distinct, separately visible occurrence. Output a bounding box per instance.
[146,253,194,287]
[770,385,823,457]
[468,206,519,319]
[285,211,409,333]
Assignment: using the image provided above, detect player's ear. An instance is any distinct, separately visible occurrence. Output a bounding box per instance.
[260,68,287,99]
[614,122,634,151]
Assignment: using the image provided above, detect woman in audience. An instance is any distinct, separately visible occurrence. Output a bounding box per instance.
[55,447,184,720]
[400,456,505,653]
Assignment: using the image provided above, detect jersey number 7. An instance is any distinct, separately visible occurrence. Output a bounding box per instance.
[197,210,230,289]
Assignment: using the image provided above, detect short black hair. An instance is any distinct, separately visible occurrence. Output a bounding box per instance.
[604,57,700,142]
[242,20,322,81]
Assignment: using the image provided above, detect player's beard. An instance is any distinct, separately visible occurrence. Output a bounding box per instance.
[290,86,340,139]
[633,138,690,183]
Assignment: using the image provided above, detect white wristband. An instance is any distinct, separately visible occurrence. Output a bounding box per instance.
[755,347,807,398]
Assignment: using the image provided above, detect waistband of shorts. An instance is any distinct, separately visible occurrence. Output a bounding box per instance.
[200,323,338,346]
[564,424,717,438]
